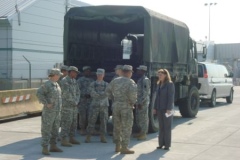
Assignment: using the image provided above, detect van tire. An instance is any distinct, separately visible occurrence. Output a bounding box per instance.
[226,88,233,103]
[179,86,199,118]
[208,90,216,107]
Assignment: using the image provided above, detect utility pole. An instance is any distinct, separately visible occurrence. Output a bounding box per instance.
[23,55,31,88]
[204,3,217,42]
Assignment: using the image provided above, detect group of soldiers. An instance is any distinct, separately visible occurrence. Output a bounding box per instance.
[36,64,151,155]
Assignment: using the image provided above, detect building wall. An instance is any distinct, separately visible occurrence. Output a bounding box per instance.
[0,22,12,79]
[0,0,88,90]
[10,0,88,79]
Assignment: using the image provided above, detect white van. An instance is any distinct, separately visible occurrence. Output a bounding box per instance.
[198,62,234,107]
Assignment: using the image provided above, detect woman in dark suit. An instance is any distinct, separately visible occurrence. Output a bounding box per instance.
[153,69,175,150]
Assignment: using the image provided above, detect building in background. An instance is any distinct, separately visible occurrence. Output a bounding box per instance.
[0,0,88,90]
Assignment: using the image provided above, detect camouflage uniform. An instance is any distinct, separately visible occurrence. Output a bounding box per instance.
[37,80,62,147]
[57,65,68,86]
[106,76,137,148]
[87,80,109,134]
[77,76,94,130]
[136,75,151,134]
[60,75,80,138]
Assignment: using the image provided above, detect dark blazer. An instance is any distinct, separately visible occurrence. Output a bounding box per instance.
[154,81,175,110]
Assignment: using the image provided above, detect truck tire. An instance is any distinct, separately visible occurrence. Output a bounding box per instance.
[148,77,159,133]
[226,88,233,103]
[179,86,199,118]
[208,90,216,107]
[148,94,159,133]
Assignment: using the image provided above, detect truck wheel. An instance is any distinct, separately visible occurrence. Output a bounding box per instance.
[226,88,233,103]
[208,90,216,107]
[148,100,159,133]
[179,86,199,118]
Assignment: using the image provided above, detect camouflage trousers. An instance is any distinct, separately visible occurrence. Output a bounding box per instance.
[60,106,78,138]
[112,103,133,148]
[87,105,108,134]
[78,98,92,130]
[135,104,149,134]
[41,108,61,147]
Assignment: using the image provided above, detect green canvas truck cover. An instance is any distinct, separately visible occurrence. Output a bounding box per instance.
[64,5,190,64]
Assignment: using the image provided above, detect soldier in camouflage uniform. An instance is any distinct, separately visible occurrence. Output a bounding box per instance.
[112,65,123,80]
[85,69,109,143]
[106,65,137,154]
[58,65,68,85]
[77,66,94,135]
[36,68,63,155]
[135,65,151,140]
[60,66,81,146]
[57,65,68,140]
[109,65,123,136]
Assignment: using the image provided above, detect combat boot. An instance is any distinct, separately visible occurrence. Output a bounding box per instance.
[49,144,63,152]
[115,143,121,153]
[42,146,50,155]
[133,132,141,138]
[61,137,72,147]
[120,147,135,154]
[137,133,147,140]
[80,129,86,135]
[100,134,107,143]
[69,137,80,144]
[85,134,91,143]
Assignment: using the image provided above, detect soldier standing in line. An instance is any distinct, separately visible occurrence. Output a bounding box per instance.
[59,65,69,80]
[112,65,123,80]
[109,65,123,136]
[106,65,137,154]
[85,69,109,143]
[57,65,68,141]
[60,66,81,147]
[36,68,63,155]
[134,65,151,140]
[77,66,94,135]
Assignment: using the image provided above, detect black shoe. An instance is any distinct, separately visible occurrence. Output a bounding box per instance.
[156,146,163,149]
[163,147,169,150]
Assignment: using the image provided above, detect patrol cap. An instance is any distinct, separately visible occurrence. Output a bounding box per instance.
[68,66,80,73]
[137,65,147,71]
[82,66,91,71]
[122,65,133,72]
[96,68,105,75]
[60,65,68,71]
[114,65,123,70]
[48,68,63,76]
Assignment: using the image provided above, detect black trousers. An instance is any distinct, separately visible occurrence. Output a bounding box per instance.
[157,110,172,148]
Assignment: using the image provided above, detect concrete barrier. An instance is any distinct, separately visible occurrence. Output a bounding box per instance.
[0,88,43,119]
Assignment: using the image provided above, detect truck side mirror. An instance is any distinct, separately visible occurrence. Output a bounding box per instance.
[229,72,234,77]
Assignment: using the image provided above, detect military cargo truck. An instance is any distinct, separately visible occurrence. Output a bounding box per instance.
[64,5,201,132]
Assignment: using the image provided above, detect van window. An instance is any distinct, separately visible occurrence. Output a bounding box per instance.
[198,64,203,77]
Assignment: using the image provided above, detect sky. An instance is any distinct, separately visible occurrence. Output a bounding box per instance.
[78,0,240,44]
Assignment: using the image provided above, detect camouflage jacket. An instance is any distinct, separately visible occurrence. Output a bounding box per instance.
[77,76,94,97]
[137,75,151,105]
[89,80,109,107]
[36,80,62,111]
[106,77,137,106]
[61,75,80,107]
